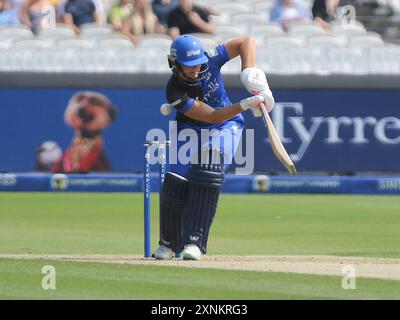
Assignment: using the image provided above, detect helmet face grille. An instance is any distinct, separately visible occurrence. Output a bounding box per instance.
[179,63,210,86]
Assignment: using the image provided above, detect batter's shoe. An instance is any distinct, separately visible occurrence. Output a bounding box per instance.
[182,244,202,260]
[154,245,174,260]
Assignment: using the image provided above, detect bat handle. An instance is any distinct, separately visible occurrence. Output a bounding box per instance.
[259,102,268,115]
[252,91,268,115]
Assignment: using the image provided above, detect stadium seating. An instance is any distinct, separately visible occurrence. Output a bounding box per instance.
[331,21,367,42]
[0,26,34,45]
[0,0,398,76]
[308,35,346,49]
[136,36,171,53]
[350,33,385,48]
[98,37,135,52]
[369,45,400,74]
[15,39,53,51]
[250,24,285,47]
[37,24,76,44]
[209,15,228,27]
[266,36,304,49]
[0,41,12,50]
[58,39,94,51]
[79,24,115,43]
[13,40,53,72]
[231,13,268,33]
[254,1,274,19]
[214,26,244,41]
[221,55,241,74]
[187,33,219,50]
[288,23,327,41]
[213,2,250,23]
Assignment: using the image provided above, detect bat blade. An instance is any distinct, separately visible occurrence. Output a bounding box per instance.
[260,103,297,175]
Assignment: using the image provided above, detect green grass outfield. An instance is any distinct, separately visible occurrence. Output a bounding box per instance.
[0,192,399,299]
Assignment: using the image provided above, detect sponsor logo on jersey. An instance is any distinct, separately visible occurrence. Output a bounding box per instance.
[170,99,182,107]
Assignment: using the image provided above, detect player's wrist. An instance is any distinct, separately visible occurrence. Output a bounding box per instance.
[239,99,249,111]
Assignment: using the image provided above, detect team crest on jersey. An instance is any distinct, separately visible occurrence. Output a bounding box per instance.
[207,48,218,57]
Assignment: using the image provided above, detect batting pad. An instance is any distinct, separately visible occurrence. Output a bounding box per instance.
[183,154,225,254]
[159,172,188,252]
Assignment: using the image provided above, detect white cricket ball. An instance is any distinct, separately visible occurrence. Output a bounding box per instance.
[160,103,172,116]
[38,141,62,165]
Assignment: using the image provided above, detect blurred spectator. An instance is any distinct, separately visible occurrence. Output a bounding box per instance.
[312,0,340,30]
[90,0,105,24]
[108,0,133,32]
[0,0,19,25]
[151,0,177,29]
[270,0,312,31]
[63,0,99,34]
[10,0,24,17]
[122,0,163,41]
[56,0,68,22]
[20,0,54,34]
[167,0,214,39]
[57,0,103,24]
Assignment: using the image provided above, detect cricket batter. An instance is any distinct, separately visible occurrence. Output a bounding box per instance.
[155,34,275,260]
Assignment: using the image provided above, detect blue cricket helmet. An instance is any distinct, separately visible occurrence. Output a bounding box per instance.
[168,35,209,85]
[170,35,209,67]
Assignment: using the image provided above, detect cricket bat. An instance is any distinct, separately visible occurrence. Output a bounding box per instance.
[260,103,297,175]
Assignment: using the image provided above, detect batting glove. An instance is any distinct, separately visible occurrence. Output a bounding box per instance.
[239,95,264,117]
[240,67,268,92]
[240,67,275,113]
[258,88,275,113]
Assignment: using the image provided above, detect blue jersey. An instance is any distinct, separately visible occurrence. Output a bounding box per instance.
[166,44,244,128]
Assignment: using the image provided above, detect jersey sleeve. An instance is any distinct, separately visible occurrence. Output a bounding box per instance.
[166,86,196,114]
[207,44,230,69]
